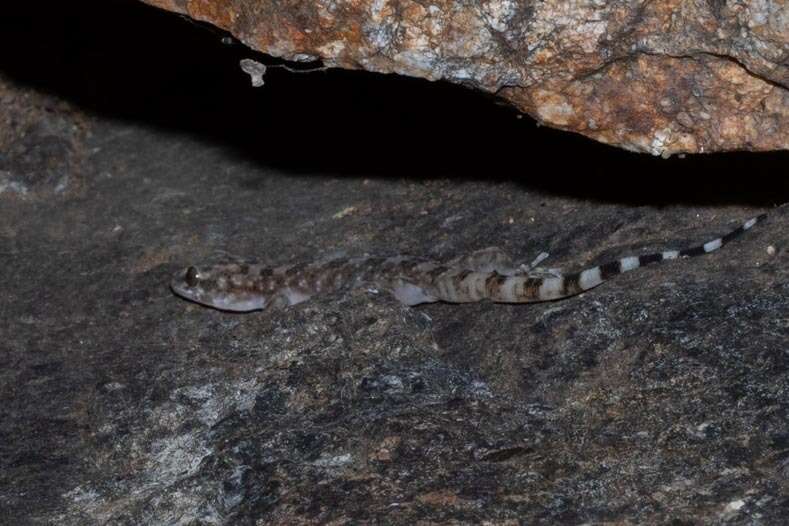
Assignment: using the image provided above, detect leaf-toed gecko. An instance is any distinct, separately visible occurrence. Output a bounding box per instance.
[171,214,766,312]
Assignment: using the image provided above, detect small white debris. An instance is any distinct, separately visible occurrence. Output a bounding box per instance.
[0,171,29,196]
[724,499,746,513]
[767,245,776,256]
[332,206,356,219]
[442,214,463,227]
[55,175,70,193]
[381,375,404,391]
[470,380,493,398]
[312,453,353,468]
[240,59,267,87]
[292,53,318,62]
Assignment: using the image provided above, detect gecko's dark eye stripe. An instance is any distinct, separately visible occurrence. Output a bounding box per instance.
[185,266,199,287]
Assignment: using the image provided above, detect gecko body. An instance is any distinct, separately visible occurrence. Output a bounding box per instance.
[171,215,766,312]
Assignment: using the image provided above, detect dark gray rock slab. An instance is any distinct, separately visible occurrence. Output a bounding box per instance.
[1,3,788,523]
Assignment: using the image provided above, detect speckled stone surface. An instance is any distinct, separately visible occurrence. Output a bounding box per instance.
[141,0,788,155]
[1,2,788,524]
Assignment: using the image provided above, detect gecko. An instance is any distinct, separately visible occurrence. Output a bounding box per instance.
[171,214,766,312]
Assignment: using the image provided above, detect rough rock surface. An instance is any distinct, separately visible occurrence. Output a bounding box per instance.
[0,75,90,199]
[141,0,789,155]
[2,2,789,524]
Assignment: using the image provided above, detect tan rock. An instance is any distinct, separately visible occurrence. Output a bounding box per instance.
[140,0,788,155]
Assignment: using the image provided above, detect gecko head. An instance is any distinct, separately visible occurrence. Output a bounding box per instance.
[171,265,267,312]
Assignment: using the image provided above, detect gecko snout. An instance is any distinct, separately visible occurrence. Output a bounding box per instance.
[171,264,267,312]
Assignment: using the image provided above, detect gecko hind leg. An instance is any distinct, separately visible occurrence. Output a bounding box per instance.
[520,252,565,279]
[521,251,550,272]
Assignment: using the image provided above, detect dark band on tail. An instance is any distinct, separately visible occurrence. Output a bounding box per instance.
[552,213,766,300]
[430,214,766,304]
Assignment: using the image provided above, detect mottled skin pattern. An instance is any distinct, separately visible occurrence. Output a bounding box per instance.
[172,215,766,312]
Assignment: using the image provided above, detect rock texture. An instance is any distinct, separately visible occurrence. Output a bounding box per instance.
[140,0,789,155]
[0,75,89,199]
[1,3,789,523]
[2,74,788,524]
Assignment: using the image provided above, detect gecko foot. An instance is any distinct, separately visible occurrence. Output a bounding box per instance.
[520,251,550,272]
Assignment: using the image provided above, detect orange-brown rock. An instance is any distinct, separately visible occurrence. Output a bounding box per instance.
[140,0,788,155]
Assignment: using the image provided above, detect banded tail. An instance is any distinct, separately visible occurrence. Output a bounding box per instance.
[431,214,767,304]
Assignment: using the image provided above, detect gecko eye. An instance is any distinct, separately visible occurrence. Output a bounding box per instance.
[185,266,200,287]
